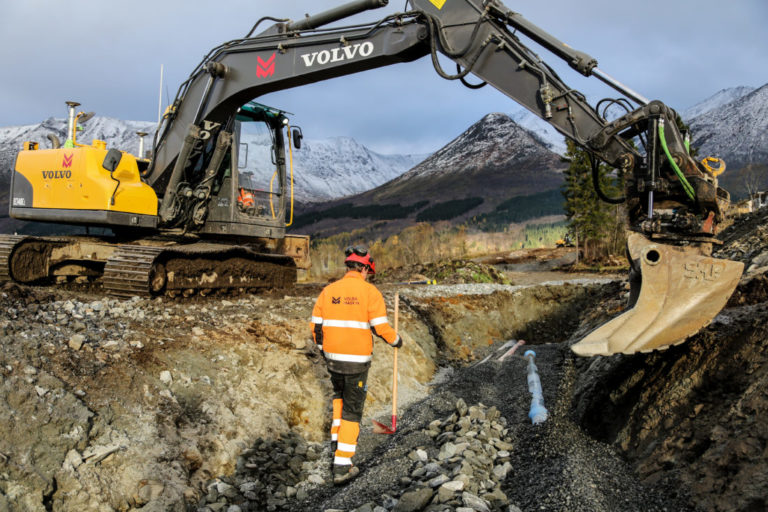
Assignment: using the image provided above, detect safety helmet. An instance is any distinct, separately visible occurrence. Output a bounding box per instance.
[344,245,375,274]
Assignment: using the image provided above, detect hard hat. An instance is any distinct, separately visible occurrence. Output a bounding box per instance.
[344,245,375,274]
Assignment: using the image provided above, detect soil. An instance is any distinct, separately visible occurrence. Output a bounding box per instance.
[0,211,767,511]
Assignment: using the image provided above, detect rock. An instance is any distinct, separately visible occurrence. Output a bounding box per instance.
[428,474,450,487]
[83,445,121,464]
[484,487,509,506]
[69,334,86,350]
[135,480,164,506]
[307,474,325,485]
[192,327,205,336]
[492,462,512,481]
[159,370,173,386]
[63,449,83,470]
[462,492,490,512]
[442,480,465,492]
[438,442,458,460]
[393,487,434,512]
[456,398,468,417]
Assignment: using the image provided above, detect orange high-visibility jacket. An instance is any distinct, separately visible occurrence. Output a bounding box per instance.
[310,271,399,365]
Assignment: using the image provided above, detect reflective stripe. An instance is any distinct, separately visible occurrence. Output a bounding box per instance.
[331,433,338,441]
[334,456,352,465]
[311,316,323,324]
[317,344,323,351]
[323,319,371,329]
[370,316,388,326]
[337,442,357,453]
[323,352,372,363]
[332,419,341,427]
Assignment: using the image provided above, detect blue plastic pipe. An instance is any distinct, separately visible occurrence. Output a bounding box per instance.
[524,350,548,424]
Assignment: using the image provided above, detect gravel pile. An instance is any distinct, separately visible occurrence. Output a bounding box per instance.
[195,432,329,512]
[395,399,520,512]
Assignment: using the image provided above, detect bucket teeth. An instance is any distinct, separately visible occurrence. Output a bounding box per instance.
[571,233,744,357]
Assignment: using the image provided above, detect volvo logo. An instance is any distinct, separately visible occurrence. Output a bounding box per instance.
[41,170,72,179]
[299,42,375,67]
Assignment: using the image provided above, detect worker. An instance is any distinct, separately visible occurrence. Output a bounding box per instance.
[309,245,402,485]
[237,188,255,214]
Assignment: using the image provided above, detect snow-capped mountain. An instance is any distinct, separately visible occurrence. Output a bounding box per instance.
[280,137,425,202]
[508,108,567,155]
[689,84,768,169]
[0,117,425,203]
[292,112,567,238]
[0,117,157,176]
[682,86,755,121]
[350,112,566,204]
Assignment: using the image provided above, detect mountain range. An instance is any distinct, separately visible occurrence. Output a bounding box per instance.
[290,112,568,239]
[2,83,767,236]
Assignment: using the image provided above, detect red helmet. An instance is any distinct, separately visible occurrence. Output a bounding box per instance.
[344,245,375,274]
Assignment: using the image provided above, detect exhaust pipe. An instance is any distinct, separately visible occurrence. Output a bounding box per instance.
[286,0,388,32]
[136,131,148,159]
[65,101,80,143]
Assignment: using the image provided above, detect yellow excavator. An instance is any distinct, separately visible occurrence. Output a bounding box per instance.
[3,0,743,356]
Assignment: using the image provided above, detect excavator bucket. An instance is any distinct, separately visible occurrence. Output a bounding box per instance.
[571,232,744,357]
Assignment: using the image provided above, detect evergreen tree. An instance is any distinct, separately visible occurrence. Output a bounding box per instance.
[561,140,625,262]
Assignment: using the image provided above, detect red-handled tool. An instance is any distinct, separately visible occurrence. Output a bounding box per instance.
[373,292,399,434]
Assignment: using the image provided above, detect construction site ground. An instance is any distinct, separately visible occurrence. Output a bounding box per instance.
[1,210,768,511]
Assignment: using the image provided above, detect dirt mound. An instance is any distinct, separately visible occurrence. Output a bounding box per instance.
[377,259,510,285]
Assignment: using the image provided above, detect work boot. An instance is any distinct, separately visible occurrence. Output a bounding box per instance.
[332,464,359,485]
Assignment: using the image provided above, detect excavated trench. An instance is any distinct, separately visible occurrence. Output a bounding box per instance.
[0,268,764,511]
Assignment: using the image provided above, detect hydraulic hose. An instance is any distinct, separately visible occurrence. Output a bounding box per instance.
[590,154,625,204]
[658,119,696,201]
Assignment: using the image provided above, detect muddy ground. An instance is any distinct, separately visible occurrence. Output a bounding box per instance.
[1,210,768,511]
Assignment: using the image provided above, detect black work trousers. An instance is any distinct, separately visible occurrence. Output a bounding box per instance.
[330,368,369,422]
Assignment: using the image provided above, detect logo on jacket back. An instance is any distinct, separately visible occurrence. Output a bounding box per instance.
[299,42,374,68]
[257,53,276,78]
[332,297,341,304]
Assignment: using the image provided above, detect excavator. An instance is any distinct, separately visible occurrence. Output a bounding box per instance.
[3,0,744,356]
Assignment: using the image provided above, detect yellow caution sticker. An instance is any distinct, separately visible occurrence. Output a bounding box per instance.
[429,0,447,9]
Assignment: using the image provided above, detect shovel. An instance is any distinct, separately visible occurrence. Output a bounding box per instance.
[373,292,399,434]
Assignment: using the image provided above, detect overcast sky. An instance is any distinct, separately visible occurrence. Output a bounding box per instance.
[1,0,766,154]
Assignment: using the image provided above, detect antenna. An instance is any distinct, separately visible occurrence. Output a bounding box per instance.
[157,64,164,124]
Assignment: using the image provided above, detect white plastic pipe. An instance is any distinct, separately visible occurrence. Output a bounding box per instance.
[524,350,548,425]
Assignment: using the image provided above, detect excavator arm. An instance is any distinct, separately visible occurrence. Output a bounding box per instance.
[144,0,743,355]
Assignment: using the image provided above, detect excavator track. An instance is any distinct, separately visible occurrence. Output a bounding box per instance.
[102,245,165,297]
[102,242,297,298]
[0,235,27,282]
